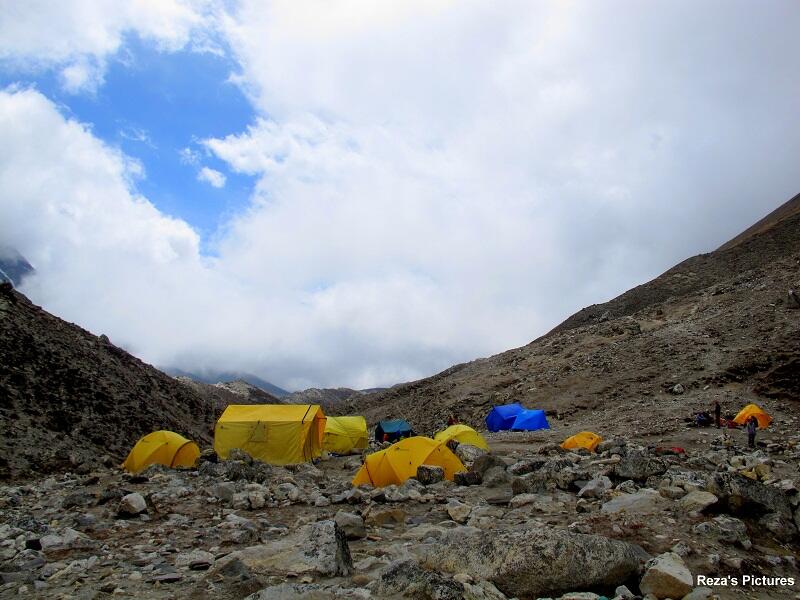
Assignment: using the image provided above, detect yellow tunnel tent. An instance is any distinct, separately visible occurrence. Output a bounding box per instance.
[323,416,369,454]
[352,436,465,488]
[434,424,489,450]
[215,404,326,465]
[122,430,200,474]
[561,431,603,452]
[733,403,772,429]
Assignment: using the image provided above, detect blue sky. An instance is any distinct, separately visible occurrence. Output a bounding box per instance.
[1,33,256,250]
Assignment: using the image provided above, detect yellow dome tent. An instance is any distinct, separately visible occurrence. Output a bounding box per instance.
[323,416,369,453]
[733,403,772,429]
[215,404,326,465]
[352,436,466,487]
[434,424,489,450]
[561,431,603,452]
[122,430,200,474]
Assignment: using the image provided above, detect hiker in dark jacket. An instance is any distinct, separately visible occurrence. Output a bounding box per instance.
[714,401,721,428]
[746,416,758,448]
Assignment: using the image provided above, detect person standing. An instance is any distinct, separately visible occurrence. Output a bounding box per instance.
[746,415,757,449]
[714,401,722,428]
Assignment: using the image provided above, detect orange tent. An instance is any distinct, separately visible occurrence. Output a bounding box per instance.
[733,404,772,429]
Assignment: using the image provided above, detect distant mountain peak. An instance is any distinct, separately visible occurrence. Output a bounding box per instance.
[0,246,35,287]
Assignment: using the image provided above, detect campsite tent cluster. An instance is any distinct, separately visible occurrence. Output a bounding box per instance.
[121,401,775,487]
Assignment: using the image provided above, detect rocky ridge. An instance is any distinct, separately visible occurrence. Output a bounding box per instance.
[353,194,800,437]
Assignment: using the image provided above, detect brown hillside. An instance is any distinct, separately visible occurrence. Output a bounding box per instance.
[352,193,800,435]
[0,291,230,479]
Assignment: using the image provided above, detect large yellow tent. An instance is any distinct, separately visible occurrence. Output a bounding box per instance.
[733,403,772,429]
[561,431,603,452]
[215,404,326,465]
[323,416,369,454]
[434,424,489,450]
[122,430,200,474]
[352,436,465,487]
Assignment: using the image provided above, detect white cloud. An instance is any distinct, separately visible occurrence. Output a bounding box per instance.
[179,146,201,165]
[0,0,217,92]
[1,2,800,390]
[197,166,226,188]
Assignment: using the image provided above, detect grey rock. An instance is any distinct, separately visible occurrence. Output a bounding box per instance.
[682,588,714,600]
[454,444,487,467]
[578,477,612,499]
[615,480,637,494]
[758,512,796,542]
[508,457,548,475]
[471,455,507,477]
[614,584,635,599]
[692,515,751,548]
[375,560,465,600]
[454,472,482,486]
[245,583,364,599]
[511,458,577,494]
[213,520,352,577]
[334,511,366,540]
[679,491,718,513]
[212,482,236,503]
[118,492,147,517]
[481,466,511,488]
[639,552,693,600]
[417,526,648,599]
[601,489,667,514]
[446,500,472,524]
[416,465,445,485]
[705,473,795,522]
[175,550,215,570]
[614,450,666,481]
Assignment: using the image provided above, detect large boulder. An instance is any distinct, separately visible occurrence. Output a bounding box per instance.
[614,450,666,481]
[374,560,465,600]
[639,552,693,599]
[417,526,648,599]
[692,515,751,548]
[705,473,794,522]
[213,520,352,578]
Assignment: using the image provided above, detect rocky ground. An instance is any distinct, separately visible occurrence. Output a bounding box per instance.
[1,416,799,600]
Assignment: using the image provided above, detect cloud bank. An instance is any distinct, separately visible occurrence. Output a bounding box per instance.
[1,2,799,390]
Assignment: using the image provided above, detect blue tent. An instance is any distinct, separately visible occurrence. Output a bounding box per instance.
[511,409,550,431]
[375,419,414,442]
[485,403,525,432]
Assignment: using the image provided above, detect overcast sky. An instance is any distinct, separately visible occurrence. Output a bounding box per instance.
[1,1,798,391]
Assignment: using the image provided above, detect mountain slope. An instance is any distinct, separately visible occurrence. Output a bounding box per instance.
[0,246,34,286]
[163,367,290,397]
[0,290,224,479]
[353,193,800,434]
